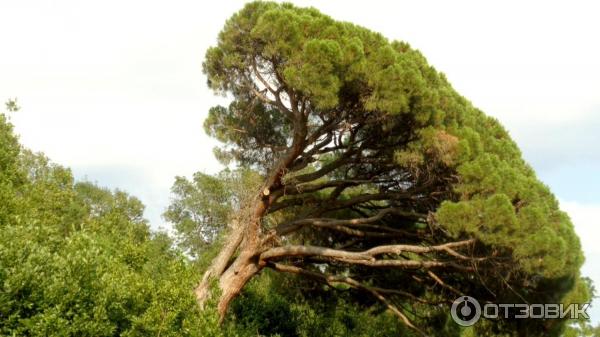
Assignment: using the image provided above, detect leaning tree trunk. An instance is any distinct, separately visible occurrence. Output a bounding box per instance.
[193,220,245,310]
[194,212,265,318]
[194,111,309,318]
[193,181,280,318]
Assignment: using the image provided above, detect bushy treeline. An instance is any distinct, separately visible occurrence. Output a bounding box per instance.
[0,109,217,336]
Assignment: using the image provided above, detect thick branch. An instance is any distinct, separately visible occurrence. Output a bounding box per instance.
[194,222,244,307]
[260,239,478,272]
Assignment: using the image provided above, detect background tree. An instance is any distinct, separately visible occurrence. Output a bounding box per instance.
[0,105,223,337]
[164,168,262,259]
[0,99,24,228]
[184,2,591,335]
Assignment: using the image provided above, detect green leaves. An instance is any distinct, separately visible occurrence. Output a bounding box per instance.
[0,221,205,337]
[283,39,343,109]
[252,8,303,59]
[202,1,433,122]
[164,168,262,257]
[0,110,212,336]
[0,111,25,228]
[436,128,583,278]
[5,99,19,113]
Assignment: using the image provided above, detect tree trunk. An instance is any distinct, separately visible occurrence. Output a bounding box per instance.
[193,222,244,309]
[194,217,264,320]
[215,248,262,318]
[194,113,307,319]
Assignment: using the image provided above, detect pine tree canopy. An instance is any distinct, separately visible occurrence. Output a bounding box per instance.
[180,2,591,335]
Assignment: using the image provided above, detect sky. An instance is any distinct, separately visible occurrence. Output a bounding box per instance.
[1,0,598,325]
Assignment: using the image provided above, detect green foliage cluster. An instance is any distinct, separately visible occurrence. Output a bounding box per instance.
[0,112,25,227]
[229,272,415,337]
[164,168,262,257]
[0,110,220,336]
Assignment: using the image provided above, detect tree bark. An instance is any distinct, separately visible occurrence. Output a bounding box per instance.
[194,219,263,319]
[193,222,244,309]
[215,246,262,318]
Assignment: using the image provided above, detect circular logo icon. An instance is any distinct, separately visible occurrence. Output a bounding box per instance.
[451,296,481,326]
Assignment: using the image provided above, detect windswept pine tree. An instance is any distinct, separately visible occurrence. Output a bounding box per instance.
[180,2,590,336]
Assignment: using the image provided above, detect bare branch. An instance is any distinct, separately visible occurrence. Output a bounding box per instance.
[260,239,478,272]
[275,207,426,236]
[426,270,463,296]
